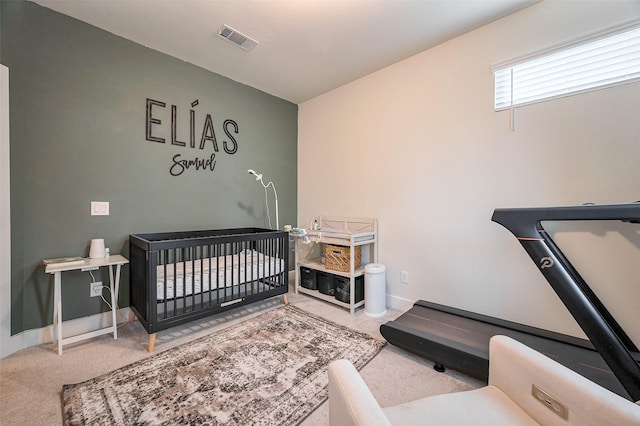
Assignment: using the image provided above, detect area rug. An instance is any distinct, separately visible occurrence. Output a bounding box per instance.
[61,304,385,425]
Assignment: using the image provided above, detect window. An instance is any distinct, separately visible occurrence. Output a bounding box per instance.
[494,24,640,111]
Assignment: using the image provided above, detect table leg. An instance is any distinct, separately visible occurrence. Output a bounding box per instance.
[54,271,63,355]
[52,278,58,343]
[109,264,121,339]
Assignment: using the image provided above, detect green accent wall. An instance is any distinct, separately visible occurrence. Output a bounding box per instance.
[2,1,298,334]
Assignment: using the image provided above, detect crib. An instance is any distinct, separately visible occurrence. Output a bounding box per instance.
[129,228,289,351]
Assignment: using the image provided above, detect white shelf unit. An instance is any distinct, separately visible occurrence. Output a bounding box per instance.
[295,216,377,314]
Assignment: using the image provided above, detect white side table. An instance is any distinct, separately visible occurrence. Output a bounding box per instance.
[44,254,129,355]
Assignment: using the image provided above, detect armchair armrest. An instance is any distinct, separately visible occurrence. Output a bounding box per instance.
[328,359,392,426]
[488,335,640,425]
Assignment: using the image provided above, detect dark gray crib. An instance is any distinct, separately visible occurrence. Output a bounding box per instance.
[129,228,289,351]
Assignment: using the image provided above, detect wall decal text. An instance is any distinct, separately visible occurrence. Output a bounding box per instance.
[170,153,217,177]
[145,98,239,176]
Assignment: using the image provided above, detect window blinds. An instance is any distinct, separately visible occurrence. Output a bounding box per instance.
[494,25,640,111]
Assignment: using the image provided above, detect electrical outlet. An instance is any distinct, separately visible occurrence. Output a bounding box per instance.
[401,270,409,284]
[90,281,103,297]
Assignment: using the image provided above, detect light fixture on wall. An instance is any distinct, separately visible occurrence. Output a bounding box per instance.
[248,169,279,230]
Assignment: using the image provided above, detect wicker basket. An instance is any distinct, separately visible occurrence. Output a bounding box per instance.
[324,245,361,272]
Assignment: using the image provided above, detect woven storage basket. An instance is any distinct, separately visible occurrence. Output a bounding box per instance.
[325,245,361,272]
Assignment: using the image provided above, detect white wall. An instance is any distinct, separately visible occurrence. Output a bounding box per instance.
[298,1,640,341]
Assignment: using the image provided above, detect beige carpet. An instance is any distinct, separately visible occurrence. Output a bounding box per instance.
[0,290,483,425]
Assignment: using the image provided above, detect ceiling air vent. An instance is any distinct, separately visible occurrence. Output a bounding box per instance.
[218,25,258,51]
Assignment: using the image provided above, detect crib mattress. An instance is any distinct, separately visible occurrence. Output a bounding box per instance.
[156,250,284,300]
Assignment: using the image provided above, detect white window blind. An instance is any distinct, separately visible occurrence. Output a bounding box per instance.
[494,25,640,111]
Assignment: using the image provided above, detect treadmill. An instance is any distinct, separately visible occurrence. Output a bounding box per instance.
[380,202,640,402]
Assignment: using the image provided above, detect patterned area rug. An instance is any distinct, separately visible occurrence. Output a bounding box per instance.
[62,304,385,425]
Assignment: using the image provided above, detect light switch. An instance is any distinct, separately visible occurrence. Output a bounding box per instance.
[91,201,110,216]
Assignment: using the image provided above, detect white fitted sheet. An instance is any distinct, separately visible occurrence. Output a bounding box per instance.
[156,250,284,300]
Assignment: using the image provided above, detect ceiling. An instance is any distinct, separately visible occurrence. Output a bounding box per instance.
[32,0,537,104]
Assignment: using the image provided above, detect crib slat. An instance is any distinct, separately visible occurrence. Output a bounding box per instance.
[162,251,167,319]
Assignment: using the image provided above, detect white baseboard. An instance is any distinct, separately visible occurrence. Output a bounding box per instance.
[2,288,413,359]
[1,307,131,359]
[386,294,414,312]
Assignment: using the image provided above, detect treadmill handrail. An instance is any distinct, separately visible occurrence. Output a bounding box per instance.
[492,202,640,402]
[492,203,640,239]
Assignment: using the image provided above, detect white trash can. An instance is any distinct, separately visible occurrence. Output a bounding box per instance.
[364,263,386,318]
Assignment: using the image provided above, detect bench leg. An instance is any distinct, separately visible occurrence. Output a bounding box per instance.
[148,333,156,353]
[129,310,136,322]
[283,294,289,305]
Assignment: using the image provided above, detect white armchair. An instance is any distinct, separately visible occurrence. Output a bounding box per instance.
[328,335,640,425]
